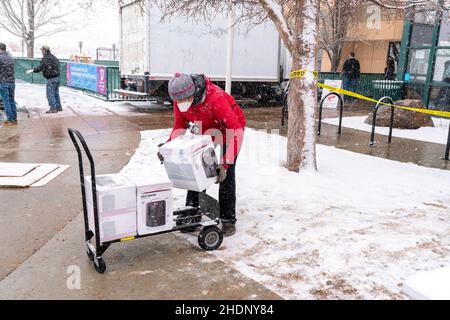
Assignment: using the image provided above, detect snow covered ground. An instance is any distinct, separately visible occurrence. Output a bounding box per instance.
[323,116,450,145]
[13,82,166,117]
[121,128,450,300]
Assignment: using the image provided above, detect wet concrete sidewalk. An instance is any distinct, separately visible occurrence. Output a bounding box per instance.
[0,103,280,300]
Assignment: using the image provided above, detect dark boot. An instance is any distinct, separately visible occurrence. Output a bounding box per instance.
[222,222,236,237]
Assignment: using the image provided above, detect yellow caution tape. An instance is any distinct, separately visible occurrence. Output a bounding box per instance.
[290,70,318,79]
[290,70,450,119]
[120,236,136,242]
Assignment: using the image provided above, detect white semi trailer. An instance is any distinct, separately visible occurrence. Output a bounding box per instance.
[119,0,289,103]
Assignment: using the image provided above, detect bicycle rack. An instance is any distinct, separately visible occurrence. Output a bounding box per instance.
[318,92,344,136]
[443,125,450,161]
[370,96,395,146]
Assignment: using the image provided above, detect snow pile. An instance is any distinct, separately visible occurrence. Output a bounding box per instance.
[323,116,450,145]
[404,266,450,300]
[121,128,450,300]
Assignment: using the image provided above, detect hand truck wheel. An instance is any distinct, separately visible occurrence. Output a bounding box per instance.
[94,257,106,274]
[198,226,223,251]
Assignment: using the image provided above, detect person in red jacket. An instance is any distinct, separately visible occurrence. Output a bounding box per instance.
[161,72,246,237]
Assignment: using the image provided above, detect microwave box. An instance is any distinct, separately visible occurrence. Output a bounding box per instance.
[127,176,174,236]
[85,174,137,243]
[159,135,218,192]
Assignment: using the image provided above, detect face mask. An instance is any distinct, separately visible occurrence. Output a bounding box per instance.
[178,101,192,112]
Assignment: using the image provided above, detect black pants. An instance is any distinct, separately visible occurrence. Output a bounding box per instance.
[186,163,237,224]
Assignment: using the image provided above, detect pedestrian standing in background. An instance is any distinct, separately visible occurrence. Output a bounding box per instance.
[0,43,18,126]
[384,56,396,80]
[27,45,63,114]
[341,52,361,102]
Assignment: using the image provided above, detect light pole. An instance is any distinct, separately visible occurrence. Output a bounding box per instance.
[225,1,235,94]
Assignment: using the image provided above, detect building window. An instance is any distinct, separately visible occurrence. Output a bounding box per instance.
[400,7,450,107]
[410,24,435,47]
[413,9,438,25]
[438,10,450,46]
[407,49,430,80]
[429,86,450,111]
[433,49,450,82]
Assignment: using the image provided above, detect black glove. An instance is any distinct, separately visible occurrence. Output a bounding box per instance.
[216,165,227,184]
[157,143,165,164]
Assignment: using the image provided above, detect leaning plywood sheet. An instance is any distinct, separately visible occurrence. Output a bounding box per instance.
[0,164,60,188]
[31,165,70,187]
[0,163,39,177]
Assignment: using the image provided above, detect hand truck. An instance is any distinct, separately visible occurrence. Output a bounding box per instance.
[68,128,224,274]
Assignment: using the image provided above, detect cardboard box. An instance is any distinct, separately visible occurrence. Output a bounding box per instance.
[128,176,174,236]
[404,267,450,300]
[85,174,137,243]
[159,135,218,192]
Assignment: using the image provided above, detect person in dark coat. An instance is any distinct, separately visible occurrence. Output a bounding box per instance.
[384,57,396,80]
[0,43,17,125]
[341,52,361,102]
[160,73,246,237]
[27,45,63,113]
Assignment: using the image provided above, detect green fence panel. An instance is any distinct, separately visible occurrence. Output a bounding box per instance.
[372,80,405,101]
[15,58,67,85]
[106,66,121,96]
[318,72,387,98]
[14,58,34,83]
[94,60,119,67]
[60,61,67,86]
[15,58,119,100]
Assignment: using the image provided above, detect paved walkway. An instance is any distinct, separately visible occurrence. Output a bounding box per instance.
[0,94,448,299]
[0,103,280,299]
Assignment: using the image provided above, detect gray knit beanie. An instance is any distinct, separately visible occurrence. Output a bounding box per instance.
[168,73,195,101]
[0,43,6,51]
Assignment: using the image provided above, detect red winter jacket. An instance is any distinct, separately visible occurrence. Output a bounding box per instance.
[168,77,246,168]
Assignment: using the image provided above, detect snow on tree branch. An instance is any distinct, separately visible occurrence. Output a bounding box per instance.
[257,0,294,50]
[368,0,449,10]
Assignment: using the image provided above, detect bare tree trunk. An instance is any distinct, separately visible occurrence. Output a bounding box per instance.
[286,0,319,172]
[330,45,342,72]
[287,55,318,172]
[26,0,35,58]
[26,37,34,58]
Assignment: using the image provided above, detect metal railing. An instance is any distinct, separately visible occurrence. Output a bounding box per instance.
[372,80,405,101]
[318,73,386,98]
[444,125,450,161]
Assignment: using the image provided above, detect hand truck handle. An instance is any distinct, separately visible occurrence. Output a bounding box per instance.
[67,128,101,248]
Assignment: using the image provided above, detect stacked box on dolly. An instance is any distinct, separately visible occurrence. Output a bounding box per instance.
[159,135,218,192]
[68,128,223,274]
